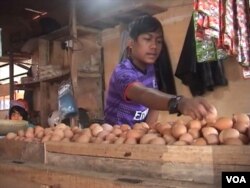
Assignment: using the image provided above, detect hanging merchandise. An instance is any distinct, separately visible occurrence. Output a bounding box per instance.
[58,79,78,120]
[194,0,250,68]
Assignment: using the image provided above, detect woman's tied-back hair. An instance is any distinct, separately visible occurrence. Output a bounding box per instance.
[128,15,164,40]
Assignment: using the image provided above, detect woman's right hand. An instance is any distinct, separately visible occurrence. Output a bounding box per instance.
[178,97,216,120]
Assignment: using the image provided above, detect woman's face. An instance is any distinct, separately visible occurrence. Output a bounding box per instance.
[130,31,163,67]
[10,110,23,120]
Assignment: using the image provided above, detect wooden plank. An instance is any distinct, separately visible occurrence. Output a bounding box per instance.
[45,142,169,162]
[0,160,215,188]
[0,174,41,188]
[45,142,250,165]
[0,83,9,96]
[0,140,44,163]
[162,146,250,165]
[46,152,162,179]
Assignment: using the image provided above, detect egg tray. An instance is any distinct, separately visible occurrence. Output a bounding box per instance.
[0,120,29,136]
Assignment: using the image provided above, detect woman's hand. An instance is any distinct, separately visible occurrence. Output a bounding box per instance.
[178,97,215,120]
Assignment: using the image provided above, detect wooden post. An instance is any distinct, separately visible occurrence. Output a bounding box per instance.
[68,0,78,127]
[9,51,14,101]
[39,39,50,126]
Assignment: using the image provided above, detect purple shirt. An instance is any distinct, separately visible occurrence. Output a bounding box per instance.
[104,58,158,126]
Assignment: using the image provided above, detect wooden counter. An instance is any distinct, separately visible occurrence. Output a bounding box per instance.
[0,139,250,188]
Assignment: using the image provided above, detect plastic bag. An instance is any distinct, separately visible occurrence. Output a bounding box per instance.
[58,80,78,120]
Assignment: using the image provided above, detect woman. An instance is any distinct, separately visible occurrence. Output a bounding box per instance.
[104,15,215,127]
[9,99,29,121]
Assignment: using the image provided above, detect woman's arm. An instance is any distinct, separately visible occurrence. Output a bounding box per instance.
[125,82,214,120]
[145,110,159,126]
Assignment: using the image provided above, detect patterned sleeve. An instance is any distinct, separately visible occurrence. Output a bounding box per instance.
[113,70,138,99]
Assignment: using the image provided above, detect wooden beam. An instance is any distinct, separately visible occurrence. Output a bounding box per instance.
[0,160,213,188]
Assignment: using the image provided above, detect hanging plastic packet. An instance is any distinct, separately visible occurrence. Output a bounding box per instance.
[58,79,78,120]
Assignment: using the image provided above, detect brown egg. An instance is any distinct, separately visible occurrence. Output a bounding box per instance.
[219,128,240,144]
[44,128,53,135]
[187,120,202,130]
[214,117,233,131]
[112,128,123,136]
[97,130,110,139]
[61,137,70,142]
[205,105,218,123]
[120,124,131,132]
[93,137,103,144]
[233,113,250,124]
[172,140,187,145]
[192,138,207,145]
[92,125,104,136]
[41,135,51,143]
[17,129,25,137]
[171,123,187,139]
[179,133,193,144]
[81,128,92,137]
[105,133,117,143]
[140,133,158,144]
[157,124,171,135]
[35,125,44,135]
[63,129,74,139]
[25,128,35,138]
[233,122,249,134]
[148,128,158,134]
[223,138,243,145]
[53,129,64,139]
[114,137,126,144]
[149,137,166,145]
[205,134,219,145]
[50,135,62,142]
[101,123,114,131]
[163,134,176,144]
[76,134,91,143]
[239,134,249,144]
[201,127,218,138]
[188,128,201,139]
[126,129,145,140]
[89,123,101,130]
[55,123,67,130]
[35,130,44,139]
[124,137,137,144]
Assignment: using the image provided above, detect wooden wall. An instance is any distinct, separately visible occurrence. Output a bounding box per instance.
[102,2,250,123]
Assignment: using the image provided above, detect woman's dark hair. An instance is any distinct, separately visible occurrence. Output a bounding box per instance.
[9,106,28,121]
[128,15,164,40]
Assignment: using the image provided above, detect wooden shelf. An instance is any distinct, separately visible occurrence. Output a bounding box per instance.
[14,70,70,90]
[0,53,31,63]
[40,25,100,41]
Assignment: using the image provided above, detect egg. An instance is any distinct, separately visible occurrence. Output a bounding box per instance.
[179,133,193,144]
[50,135,62,142]
[163,134,176,144]
[17,129,25,137]
[53,129,64,139]
[63,129,74,139]
[89,123,101,130]
[171,123,187,139]
[35,130,44,139]
[233,122,249,134]
[120,124,131,132]
[149,137,166,145]
[188,128,200,139]
[201,127,218,138]
[214,117,233,131]
[76,134,91,143]
[233,113,250,124]
[81,128,92,137]
[192,138,207,145]
[101,123,114,131]
[156,124,171,135]
[114,137,126,144]
[105,133,117,143]
[92,125,104,136]
[219,128,240,144]
[223,138,243,145]
[97,130,110,139]
[172,140,187,145]
[35,125,44,135]
[126,130,145,140]
[187,120,202,130]
[112,128,123,136]
[205,134,219,145]
[139,133,158,144]
[124,137,137,144]
[41,135,51,143]
[61,137,70,142]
